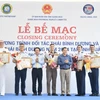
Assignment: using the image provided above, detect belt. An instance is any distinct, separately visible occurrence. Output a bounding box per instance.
[33,68,42,69]
[60,68,70,70]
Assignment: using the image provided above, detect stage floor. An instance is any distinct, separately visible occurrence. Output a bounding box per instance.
[0,94,100,100]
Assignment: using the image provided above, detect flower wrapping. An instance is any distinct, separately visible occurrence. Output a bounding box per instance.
[11,52,22,70]
[71,56,78,71]
[48,58,57,68]
[45,52,58,69]
[84,55,92,72]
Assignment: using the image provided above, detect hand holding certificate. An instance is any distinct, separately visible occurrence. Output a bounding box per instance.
[0,52,10,67]
[84,55,100,70]
[0,60,4,67]
[17,57,32,70]
[12,52,32,70]
[90,56,100,68]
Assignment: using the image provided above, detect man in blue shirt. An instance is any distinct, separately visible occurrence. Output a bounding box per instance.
[32,47,44,96]
[57,47,72,96]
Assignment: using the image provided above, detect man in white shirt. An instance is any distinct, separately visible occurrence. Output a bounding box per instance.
[13,43,29,96]
[31,47,44,96]
[75,45,85,96]
[0,40,8,96]
[88,45,99,96]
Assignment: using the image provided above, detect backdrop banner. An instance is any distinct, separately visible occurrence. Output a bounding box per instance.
[0,1,100,93]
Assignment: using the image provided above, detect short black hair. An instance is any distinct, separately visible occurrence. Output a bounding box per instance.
[34,47,41,51]
[19,43,24,45]
[77,45,82,48]
[90,44,95,47]
[50,43,54,46]
[62,47,67,51]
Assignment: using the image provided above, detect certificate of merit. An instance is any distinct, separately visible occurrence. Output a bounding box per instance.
[0,52,10,63]
[91,56,100,68]
[17,57,32,70]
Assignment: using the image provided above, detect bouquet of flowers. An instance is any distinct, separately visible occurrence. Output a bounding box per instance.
[84,55,92,72]
[11,52,18,57]
[45,52,58,69]
[11,52,22,70]
[71,56,78,71]
[48,58,57,68]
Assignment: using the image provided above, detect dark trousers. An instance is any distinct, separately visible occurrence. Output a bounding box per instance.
[15,67,27,94]
[88,68,99,94]
[76,66,85,95]
[32,68,42,94]
[46,67,57,94]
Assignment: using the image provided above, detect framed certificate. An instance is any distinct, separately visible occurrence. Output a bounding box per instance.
[17,57,32,70]
[0,52,10,63]
[77,60,84,70]
[90,56,100,68]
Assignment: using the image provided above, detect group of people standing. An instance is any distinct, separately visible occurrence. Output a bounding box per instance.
[0,40,99,96]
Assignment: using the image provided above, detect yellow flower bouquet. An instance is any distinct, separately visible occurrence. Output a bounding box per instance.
[48,58,57,68]
[84,55,92,72]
